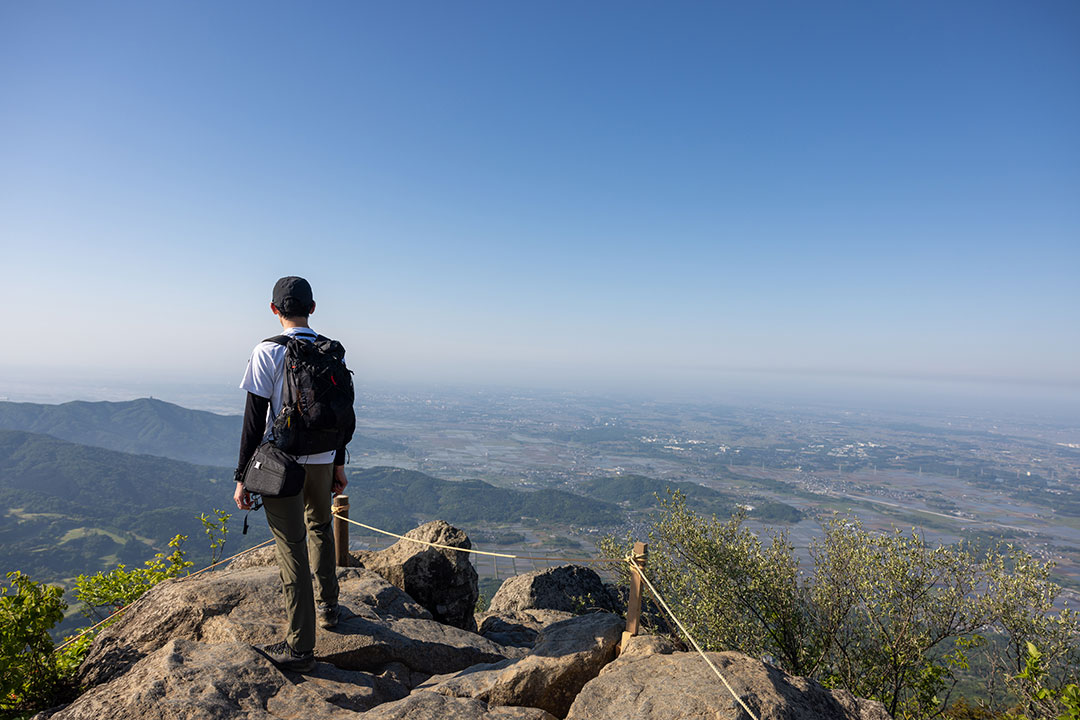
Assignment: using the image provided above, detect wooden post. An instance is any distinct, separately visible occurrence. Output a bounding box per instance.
[333,495,350,567]
[617,541,647,655]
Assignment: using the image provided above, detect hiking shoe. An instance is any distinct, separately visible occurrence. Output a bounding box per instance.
[255,640,315,672]
[317,603,340,629]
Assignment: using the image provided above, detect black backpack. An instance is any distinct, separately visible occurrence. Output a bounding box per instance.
[264,334,356,457]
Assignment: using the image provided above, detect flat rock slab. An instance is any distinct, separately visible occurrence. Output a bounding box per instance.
[320,614,515,675]
[290,661,410,712]
[566,650,892,720]
[47,639,363,720]
[419,612,625,718]
[361,691,557,720]
[78,566,511,687]
[475,609,576,648]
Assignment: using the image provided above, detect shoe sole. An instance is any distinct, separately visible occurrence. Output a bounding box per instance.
[254,646,316,673]
[279,658,316,673]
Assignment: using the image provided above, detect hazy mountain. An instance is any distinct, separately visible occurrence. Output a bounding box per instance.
[0,398,407,467]
[0,398,241,466]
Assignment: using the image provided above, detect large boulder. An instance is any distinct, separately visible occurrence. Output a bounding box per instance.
[361,692,557,720]
[475,609,577,648]
[353,520,479,631]
[45,639,365,719]
[566,650,892,720]
[418,612,625,718]
[487,566,617,616]
[77,566,513,688]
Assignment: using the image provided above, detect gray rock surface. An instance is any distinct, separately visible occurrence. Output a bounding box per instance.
[488,566,617,616]
[615,633,680,660]
[418,612,625,718]
[475,609,576,648]
[351,520,480,631]
[77,566,510,688]
[227,544,276,570]
[361,691,557,720]
[47,639,362,719]
[566,650,893,720]
[291,661,410,711]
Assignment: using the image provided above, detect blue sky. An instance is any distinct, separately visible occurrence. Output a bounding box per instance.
[1,1,1078,398]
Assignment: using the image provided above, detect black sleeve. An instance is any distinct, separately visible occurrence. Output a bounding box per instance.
[334,446,346,467]
[235,392,270,482]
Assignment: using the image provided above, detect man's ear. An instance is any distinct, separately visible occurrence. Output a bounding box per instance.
[270,302,281,316]
[309,301,316,315]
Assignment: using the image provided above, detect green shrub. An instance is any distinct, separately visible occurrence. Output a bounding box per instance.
[599,490,1080,719]
[0,572,70,717]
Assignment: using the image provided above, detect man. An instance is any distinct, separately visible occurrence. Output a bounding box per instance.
[234,276,350,672]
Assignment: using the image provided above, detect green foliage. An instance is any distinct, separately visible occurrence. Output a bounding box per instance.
[74,534,192,617]
[0,572,69,717]
[1009,643,1080,720]
[200,509,231,564]
[600,491,1080,720]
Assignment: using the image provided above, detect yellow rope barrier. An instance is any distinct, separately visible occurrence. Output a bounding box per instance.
[331,508,624,565]
[633,560,761,720]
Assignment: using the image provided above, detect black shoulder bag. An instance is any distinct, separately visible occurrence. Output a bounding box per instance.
[242,442,305,498]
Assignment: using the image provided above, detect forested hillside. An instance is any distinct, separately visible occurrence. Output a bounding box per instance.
[0,398,407,466]
[0,436,624,586]
[346,466,624,532]
[0,429,244,583]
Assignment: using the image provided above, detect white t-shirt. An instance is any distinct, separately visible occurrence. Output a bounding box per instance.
[239,326,337,465]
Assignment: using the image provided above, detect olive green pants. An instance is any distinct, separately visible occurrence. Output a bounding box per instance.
[261,463,339,653]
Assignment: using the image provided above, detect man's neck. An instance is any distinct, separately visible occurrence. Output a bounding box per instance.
[279,318,311,331]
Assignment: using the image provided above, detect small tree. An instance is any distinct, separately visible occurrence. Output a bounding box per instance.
[199,509,232,565]
[811,517,992,717]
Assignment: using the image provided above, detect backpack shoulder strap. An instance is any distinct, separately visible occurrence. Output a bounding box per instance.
[263,332,319,346]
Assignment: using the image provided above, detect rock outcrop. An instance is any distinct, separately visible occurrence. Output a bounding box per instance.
[566,649,892,720]
[49,639,367,719]
[487,565,617,616]
[351,520,480,631]
[418,612,624,718]
[77,565,509,689]
[47,522,891,720]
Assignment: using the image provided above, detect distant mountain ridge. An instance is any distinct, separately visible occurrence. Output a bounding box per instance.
[0,397,407,467]
[0,398,241,466]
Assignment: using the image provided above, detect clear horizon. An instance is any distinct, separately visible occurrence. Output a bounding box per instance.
[2,1,1078,393]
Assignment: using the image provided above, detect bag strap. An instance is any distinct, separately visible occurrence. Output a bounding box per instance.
[262,332,320,346]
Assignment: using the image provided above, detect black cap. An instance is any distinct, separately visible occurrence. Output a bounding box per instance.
[272,276,314,315]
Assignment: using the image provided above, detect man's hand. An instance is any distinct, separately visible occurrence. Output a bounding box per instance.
[234,481,254,510]
[332,465,348,495]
